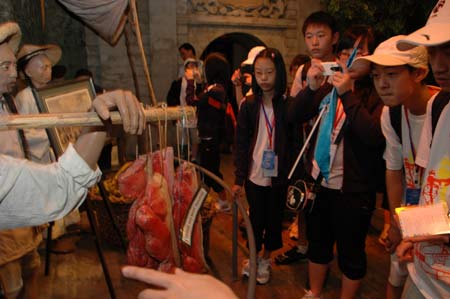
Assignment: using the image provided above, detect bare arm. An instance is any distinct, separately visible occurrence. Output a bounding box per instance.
[385,169,404,252]
[386,169,404,215]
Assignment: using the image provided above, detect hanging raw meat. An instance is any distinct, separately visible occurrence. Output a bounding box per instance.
[173,162,208,273]
[151,147,175,196]
[117,155,147,200]
[118,147,174,199]
[121,153,180,272]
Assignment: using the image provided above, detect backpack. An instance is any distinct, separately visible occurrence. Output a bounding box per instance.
[389,91,450,143]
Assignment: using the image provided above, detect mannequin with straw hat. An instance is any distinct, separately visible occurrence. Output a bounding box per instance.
[15,44,82,246]
[15,44,62,164]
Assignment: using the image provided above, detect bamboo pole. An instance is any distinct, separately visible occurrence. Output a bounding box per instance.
[129,0,157,106]
[0,106,195,131]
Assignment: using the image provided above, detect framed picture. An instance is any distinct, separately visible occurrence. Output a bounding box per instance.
[32,78,96,157]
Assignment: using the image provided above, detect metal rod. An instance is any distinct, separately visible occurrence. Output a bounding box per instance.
[174,158,257,299]
[287,105,327,180]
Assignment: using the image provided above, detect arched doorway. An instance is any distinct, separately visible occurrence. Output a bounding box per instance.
[200,32,265,71]
[200,32,265,113]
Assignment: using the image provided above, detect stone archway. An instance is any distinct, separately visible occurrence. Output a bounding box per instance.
[200,32,265,71]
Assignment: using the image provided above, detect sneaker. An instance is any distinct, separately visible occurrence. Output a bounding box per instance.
[241,258,252,277]
[274,246,307,265]
[301,290,320,299]
[215,199,231,213]
[256,258,271,284]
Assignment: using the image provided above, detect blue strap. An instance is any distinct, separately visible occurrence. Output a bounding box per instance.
[313,47,359,181]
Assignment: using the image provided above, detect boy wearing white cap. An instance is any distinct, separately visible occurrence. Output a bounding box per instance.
[393,0,450,298]
[352,35,439,299]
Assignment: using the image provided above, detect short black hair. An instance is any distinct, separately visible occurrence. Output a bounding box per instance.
[252,48,287,100]
[178,43,196,56]
[337,25,376,55]
[289,54,310,72]
[302,11,338,36]
[204,52,230,88]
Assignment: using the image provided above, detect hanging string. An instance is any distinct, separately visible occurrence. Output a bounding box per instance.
[146,104,153,154]
[155,106,164,178]
[162,103,168,159]
[182,107,191,163]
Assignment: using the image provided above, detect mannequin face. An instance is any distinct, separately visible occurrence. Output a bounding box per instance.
[24,54,52,88]
[0,43,17,94]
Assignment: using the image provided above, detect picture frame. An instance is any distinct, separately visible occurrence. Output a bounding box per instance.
[32,78,96,157]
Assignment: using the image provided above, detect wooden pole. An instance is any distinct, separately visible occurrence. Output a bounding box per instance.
[0,106,195,131]
[129,0,157,106]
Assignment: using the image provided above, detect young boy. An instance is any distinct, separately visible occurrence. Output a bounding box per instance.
[393,1,450,298]
[352,35,438,299]
[276,10,339,266]
[290,26,384,299]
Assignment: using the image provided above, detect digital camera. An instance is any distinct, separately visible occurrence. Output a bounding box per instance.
[321,62,342,76]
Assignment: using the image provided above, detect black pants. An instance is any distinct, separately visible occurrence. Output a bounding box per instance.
[199,138,224,193]
[245,180,285,252]
[306,188,375,280]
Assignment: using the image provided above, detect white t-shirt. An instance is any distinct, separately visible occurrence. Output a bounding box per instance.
[407,93,450,299]
[249,103,275,187]
[381,105,425,191]
[290,64,306,97]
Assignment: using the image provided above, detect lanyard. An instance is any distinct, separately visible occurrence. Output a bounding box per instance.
[333,100,345,130]
[404,107,423,186]
[261,103,275,149]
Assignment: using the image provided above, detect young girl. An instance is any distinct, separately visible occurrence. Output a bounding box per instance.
[185,52,230,211]
[233,48,290,284]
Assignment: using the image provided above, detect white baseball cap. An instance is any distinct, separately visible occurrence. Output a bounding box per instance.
[352,35,429,72]
[397,0,450,50]
[242,46,265,65]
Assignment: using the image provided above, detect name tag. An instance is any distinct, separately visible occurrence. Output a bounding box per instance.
[262,150,277,177]
[405,188,420,206]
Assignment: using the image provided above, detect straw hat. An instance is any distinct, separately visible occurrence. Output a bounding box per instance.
[17,44,62,70]
[0,22,22,53]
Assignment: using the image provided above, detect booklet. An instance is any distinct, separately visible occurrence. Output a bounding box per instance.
[395,201,450,238]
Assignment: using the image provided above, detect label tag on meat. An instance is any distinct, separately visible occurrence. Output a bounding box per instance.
[180,185,209,246]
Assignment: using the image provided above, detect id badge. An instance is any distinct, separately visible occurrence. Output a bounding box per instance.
[262,150,275,170]
[262,150,277,177]
[405,188,420,206]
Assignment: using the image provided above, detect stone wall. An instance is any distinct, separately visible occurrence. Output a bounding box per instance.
[0,0,87,79]
[84,0,322,104]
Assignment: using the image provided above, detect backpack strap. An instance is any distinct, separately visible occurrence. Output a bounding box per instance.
[389,105,402,144]
[431,91,450,136]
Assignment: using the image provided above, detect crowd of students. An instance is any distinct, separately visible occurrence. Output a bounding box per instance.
[126,0,450,299]
[1,0,449,298]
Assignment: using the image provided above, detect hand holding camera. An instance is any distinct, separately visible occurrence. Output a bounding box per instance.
[321,62,342,76]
